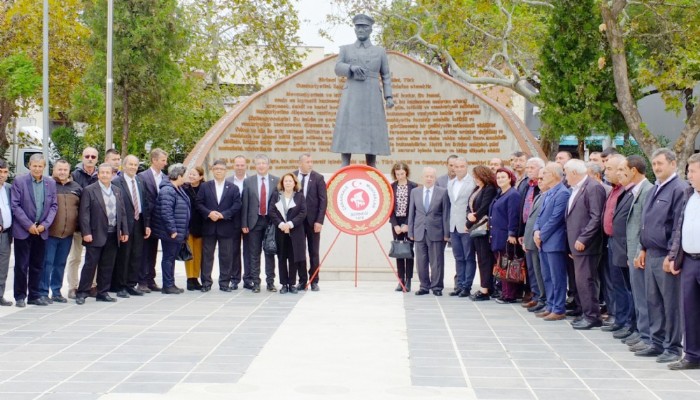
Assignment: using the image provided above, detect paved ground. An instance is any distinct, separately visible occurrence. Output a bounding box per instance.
[1,252,700,400]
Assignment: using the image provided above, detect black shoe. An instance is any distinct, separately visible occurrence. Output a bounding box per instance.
[565,310,582,317]
[162,286,182,295]
[174,286,185,293]
[126,286,145,296]
[528,302,546,312]
[201,285,212,292]
[41,295,53,304]
[624,333,642,345]
[75,296,85,305]
[297,283,308,291]
[267,284,277,292]
[187,278,197,291]
[601,323,624,332]
[471,292,491,301]
[148,284,162,292]
[280,285,289,294]
[231,283,239,290]
[495,298,516,304]
[310,283,319,292]
[458,290,471,298]
[629,342,649,352]
[656,352,681,363]
[116,290,130,298]
[0,297,13,306]
[28,297,49,306]
[220,286,232,292]
[448,288,462,297]
[15,299,26,307]
[415,289,429,296]
[405,279,411,292]
[613,328,633,339]
[572,319,603,330]
[602,318,617,327]
[433,290,443,296]
[137,284,151,293]
[634,346,663,357]
[96,294,116,302]
[289,285,298,294]
[669,359,700,370]
[243,282,254,290]
[252,285,261,293]
[51,295,68,303]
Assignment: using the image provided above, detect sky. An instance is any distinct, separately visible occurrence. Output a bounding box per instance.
[295,0,356,54]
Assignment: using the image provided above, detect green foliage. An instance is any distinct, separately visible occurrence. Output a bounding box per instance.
[537,0,625,142]
[0,52,41,150]
[51,126,84,168]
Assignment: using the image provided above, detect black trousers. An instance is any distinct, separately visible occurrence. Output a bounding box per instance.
[473,235,494,292]
[201,234,234,288]
[140,236,159,286]
[79,232,119,297]
[232,230,247,285]
[248,217,276,286]
[303,219,322,284]
[13,235,46,301]
[112,218,145,290]
[391,216,414,281]
[278,233,305,286]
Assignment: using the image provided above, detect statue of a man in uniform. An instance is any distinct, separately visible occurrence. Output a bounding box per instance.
[331,14,394,169]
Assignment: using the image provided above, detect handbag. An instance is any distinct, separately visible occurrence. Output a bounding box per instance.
[505,244,527,283]
[263,224,277,255]
[389,239,413,259]
[176,241,193,262]
[492,251,508,281]
[468,216,489,238]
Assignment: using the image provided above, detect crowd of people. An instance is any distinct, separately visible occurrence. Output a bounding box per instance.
[1,145,698,371]
[0,149,328,309]
[392,149,700,371]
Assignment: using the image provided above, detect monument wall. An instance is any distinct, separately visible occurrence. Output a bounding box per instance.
[184,51,542,281]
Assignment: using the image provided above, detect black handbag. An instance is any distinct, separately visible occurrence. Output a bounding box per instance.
[468,216,489,238]
[263,224,277,255]
[389,239,413,259]
[176,241,193,262]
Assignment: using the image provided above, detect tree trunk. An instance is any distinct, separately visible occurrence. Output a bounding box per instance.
[673,107,700,178]
[539,136,558,160]
[121,86,129,158]
[600,1,658,158]
[0,100,13,152]
[577,139,585,161]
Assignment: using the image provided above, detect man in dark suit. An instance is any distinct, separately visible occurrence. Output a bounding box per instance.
[196,159,242,292]
[241,154,279,293]
[533,162,571,320]
[76,164,129,304]
[604,154,634,338]
[137,148,168,292]
[408,167,450,296]
[11,154,58,307]
[636,148,687,363]
[564,159,606,330]
[226,155,249,289]
[294,153,327,291]
[0,159,13,306]
[111,155,151,298]
[666,152,700,370]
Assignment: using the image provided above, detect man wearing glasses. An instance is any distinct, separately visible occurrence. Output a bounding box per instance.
[66,147,99,299]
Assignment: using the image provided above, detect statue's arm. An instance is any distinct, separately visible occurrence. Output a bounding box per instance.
[335,46,352,78]
[380,49,392,98]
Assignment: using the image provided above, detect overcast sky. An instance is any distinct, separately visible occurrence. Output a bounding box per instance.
[295,0,355,53]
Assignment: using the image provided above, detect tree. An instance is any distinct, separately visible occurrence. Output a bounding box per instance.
[0,53,41,151]
[538,0,624,157]
[72,0,190,157]
[601,0,700,175]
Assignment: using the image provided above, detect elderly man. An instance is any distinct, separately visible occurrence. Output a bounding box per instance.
[11,154,58,307]
[564,159,606,330]
[409,167,450,296]
[635,148,687,363]
[76,164,129,304]
[331,13,394,168]
[518,157,544,308]
[523,166,549,312]
[446,156,476,297]
[489,158,504,174]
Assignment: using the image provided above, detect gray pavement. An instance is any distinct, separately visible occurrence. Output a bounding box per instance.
[1,251,700,399]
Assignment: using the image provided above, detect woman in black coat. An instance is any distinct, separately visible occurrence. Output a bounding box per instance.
[269,173,307,293]
[466,165,498,301]
[389,162,417,292]
[182,166,205,291]
[152,164,190,294]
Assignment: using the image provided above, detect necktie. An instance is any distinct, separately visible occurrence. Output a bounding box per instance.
[301,174,308,195]
[106,193,116,227]
[131,178,140,220]
[424,188,430,212]
[260,177,267,215]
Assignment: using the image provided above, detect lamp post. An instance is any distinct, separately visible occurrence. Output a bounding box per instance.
[106,0,114,150]
[42,0,49,174]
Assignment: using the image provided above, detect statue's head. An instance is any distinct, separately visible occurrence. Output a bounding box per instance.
[353,14,374,41]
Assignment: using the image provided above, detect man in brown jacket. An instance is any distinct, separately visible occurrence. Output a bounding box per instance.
[39,160,82,303]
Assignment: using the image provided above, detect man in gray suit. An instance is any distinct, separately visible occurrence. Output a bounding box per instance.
[446,157,476,297]
[618,155,653,350]
[564,159,607,330]
[408,167,450,296]
[331,14,394,168]
[523,167,549,312]
[241,154,279,293]
[0,159,12,306]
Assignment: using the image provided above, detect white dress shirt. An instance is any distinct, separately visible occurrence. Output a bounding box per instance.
[0,184,12,230]
[215,179,225,204]
[682,191,700,254]
[567,175,588,214]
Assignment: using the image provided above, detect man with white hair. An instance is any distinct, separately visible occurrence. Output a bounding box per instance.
[564,159,606,330]
[519,157,544,308]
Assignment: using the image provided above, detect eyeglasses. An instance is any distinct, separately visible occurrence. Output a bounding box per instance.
[84,155,97,160]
